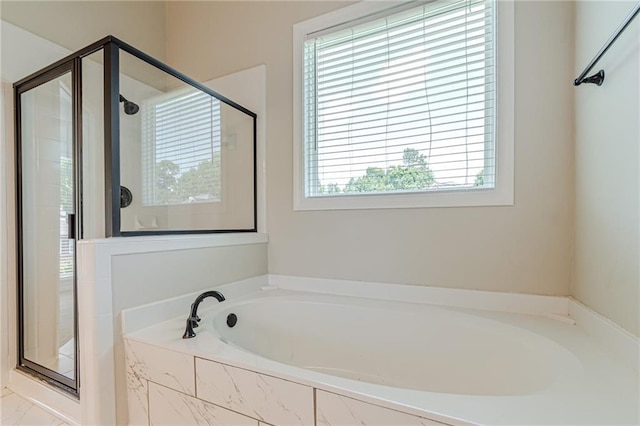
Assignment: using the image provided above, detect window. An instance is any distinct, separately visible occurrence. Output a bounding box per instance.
[142,89,222,206]
[293,0,514,210]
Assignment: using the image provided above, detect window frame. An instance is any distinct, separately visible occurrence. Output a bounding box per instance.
[293,0,514,211]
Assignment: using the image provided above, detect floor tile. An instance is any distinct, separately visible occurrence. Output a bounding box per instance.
[0,391,69,426]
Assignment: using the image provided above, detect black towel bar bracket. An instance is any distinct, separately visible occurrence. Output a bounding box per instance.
[574,2,640,87]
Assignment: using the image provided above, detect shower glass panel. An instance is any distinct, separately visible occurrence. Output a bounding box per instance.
[118,50,255,233]
[18,68,77,389]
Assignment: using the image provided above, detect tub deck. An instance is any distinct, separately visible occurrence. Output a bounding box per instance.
[124,285,639,425]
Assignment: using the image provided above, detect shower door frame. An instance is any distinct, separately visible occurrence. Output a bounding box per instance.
[14,58,83,395]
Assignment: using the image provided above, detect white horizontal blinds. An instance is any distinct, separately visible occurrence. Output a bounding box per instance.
[142,89,222,206]
[59,86,74,279]
[59,156,73,279]
[304,0,495,196]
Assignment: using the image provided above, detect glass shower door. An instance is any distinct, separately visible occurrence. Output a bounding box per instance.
[17,63,78,392]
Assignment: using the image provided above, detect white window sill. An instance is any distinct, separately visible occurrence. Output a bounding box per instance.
[294,186,513,211]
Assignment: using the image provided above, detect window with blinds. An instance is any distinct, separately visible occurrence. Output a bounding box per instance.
[142,89,222,206]
[301,0,495,199]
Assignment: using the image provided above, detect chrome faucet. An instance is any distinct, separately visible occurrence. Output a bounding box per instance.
[182,290,225,339]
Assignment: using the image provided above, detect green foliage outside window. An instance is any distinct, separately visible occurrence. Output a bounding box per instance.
[153,153,221,204]
[319,148,435,195]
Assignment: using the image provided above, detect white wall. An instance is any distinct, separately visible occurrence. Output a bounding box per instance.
[0,84,10,392]
[573,1,639,337]
[167,1,575,296]
[204,65,268,233]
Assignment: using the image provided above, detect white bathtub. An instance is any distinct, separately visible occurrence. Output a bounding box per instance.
[212,294,579,396]
[124,277,640,425]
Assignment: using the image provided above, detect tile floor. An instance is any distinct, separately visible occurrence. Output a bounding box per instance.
[0,389,69,425]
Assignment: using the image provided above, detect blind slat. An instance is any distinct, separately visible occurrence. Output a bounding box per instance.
[303,0,495,196]
[314,13,492,71]
[314,54,493,98]
[314,130,495,160]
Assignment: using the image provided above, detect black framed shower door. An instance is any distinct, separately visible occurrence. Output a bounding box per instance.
[14,58,82,395]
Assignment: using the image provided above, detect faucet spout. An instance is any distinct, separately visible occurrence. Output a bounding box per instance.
[182,290,225,339]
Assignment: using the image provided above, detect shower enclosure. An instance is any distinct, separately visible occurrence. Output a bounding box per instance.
[13,36,256,395]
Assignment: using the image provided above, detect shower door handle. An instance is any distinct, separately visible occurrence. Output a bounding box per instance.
[66,213,76,240]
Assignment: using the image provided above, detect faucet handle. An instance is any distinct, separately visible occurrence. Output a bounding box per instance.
[187,316,200,328]
[188,302,202,327]
[182,318,197,339]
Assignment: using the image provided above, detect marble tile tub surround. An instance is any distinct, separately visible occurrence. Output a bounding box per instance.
[126,339,445,426]
[123,275,640,425]
[125,339,314,426]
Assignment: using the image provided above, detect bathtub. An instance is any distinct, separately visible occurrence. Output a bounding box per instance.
[123,277,640,425]
[213,294,578,396]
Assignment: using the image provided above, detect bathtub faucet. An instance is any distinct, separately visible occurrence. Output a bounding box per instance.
[182,290,226,339]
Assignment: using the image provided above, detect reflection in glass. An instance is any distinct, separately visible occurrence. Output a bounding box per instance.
[142,88,222,206]
[20,72,76,380]
[118,50,255,233]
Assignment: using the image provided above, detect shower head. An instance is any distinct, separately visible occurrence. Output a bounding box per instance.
[119,94,139,115]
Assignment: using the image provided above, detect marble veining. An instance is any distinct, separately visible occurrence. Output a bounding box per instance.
[316,390,447,426]
[125,363,148,426]
[148,381,256,426]
[0,391,70,426]
[195,358,314,426]
[125,339,195,396]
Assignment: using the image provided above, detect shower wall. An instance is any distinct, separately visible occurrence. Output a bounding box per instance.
[118,73,163,232]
